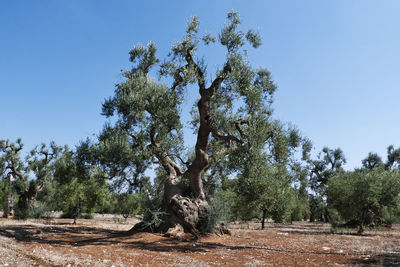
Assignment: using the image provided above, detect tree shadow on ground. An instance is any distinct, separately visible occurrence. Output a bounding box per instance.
[0,223,364,254]
[349,253,400,267]
[0,224,123,246]
[125,239,375,257]
[276,229,374,236]
[263,223,375,236]
[261,223,327,230]
[0,223,396,266]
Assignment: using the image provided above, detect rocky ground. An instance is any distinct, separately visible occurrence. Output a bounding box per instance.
[0,217,399,266]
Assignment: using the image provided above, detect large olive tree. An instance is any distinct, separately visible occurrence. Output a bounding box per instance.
[101,12,287,235]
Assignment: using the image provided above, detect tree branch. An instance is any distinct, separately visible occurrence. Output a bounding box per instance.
[210,126,243,146]
[5,164,23,179]
[171,49,206,92]
[185,49,205,92]
[149,126,184,177]
[206,63,231,96]
[174,154,191,168]
[235,120,249,140]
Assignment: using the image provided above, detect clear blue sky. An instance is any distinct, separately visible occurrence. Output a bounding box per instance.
[1,0,399,170]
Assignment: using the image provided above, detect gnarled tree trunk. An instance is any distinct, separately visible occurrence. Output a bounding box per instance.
[159,55,232,236]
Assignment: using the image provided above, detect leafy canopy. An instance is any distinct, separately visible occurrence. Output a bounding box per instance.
[99,12,279,192]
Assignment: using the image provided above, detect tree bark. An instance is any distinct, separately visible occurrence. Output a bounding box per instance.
[3,194,13,218]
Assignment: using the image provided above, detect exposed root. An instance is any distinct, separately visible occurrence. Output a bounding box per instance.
[125,194,211,238]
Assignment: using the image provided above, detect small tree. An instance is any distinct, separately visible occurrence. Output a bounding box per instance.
[53,145,110,223]
[19,142,64,216]
[115,193,142,218]
[290,164,310,222]
[308,147,346,222]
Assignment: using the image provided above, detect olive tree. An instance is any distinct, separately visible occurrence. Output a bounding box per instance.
[101,12,289,235]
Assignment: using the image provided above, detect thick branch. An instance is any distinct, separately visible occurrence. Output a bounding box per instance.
[174,154,191,168]
[185,49,205,91]
[6,164,23,179]
[188,60,232,200]
[206,63,231,96]
[235,120,249,139]
[172,49,206,92]
[149,127,184,177]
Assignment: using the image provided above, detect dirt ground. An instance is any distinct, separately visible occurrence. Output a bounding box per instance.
[0,217,398,266]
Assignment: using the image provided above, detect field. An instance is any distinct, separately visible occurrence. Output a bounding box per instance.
[0,216,399,266]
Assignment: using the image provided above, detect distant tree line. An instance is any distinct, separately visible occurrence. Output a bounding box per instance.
[1,137,399,233]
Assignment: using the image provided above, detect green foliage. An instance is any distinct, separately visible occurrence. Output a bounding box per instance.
[245,29,262,48]
[0,139,25,180]
[290,164,310,221]
[14,200,49,220]
[231,121,307,224]
[213,189,239,222]
[0,139,27,216]
[362,152,383,170]
[114,193,142,218]
[140,194,165,232]
[197,189,238,234]
[309,147,346,196]
[0,179,12,206]
[52,145,110,219]
[291,193,310,222]
[327,168,400,227]
[386,145,400,170]
[309,195,326,222]
[236,161,297,223]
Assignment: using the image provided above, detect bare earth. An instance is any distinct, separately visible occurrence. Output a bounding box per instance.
[0,217,399,266]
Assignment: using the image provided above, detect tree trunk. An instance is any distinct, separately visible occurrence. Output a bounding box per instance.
[358,223,364,234]
[3,195,8,218]
[3,194,14,218]
[261,209,267,229]
[161,95,213,235]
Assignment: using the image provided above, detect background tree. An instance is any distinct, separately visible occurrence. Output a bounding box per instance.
[327,147,400,232]
[95,126,152,194]
[234,122,308,227]
[0,139,25,217]
[327,167,400,233]
[14,142,65,218]
[386,145,400,170]
[290,163,310,222]
[361,152,383,170]
[308,147,346,222]
[52,144,110,223]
